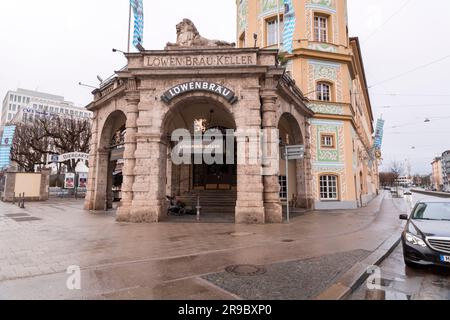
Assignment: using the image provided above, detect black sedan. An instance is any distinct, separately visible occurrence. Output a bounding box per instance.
[400,200,450,268]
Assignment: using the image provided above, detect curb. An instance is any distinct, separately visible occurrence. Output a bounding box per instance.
[314,231,402,300]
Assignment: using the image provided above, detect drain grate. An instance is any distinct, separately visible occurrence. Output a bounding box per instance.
[12,217,41,222]
[282,239,295,243]
[6,213,30,218]
[225,264,267,277]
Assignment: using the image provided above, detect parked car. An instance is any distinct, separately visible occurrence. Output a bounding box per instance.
[404,190,412,196]
[400,200,450,268]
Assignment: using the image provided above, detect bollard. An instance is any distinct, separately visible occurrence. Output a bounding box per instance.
[20,193,25,209]
[196,195,201,222]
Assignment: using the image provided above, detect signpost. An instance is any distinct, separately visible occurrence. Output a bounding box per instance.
[284,145,305,223]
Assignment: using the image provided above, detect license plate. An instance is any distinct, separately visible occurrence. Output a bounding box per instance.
[440,255,450,263]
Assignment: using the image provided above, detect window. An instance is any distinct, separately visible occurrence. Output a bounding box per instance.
[320,175,338,200]
[314,15,328,42]
[266,17,283,47]
[12,104,16,111]
[320,134,335,149]
[8,113,12,120]
[279,176,287,199]
[18,96,22,103]
[317,82,331,101]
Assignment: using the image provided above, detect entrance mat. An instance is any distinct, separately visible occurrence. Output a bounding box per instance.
[202,249,370,300]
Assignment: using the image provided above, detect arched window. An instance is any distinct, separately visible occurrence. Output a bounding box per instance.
[319,175,339,200]
[316,82,332,101]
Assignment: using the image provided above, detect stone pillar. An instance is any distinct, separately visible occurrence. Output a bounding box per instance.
[39,169,51,201]
[116,92,139,221]
[84,114,99,210]
[261,93,282,223]
[92,149,110,211]
[129,133,167,222]
[235,135,266,224]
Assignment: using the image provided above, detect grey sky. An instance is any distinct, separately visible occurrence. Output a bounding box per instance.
[1,0,449,174]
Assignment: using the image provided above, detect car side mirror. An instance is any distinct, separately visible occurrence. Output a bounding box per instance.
[399,214,408,220]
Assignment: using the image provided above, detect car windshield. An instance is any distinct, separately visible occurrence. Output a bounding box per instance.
[412,203,450,221]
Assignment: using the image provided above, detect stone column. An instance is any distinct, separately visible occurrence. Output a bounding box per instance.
[84,114,99,210]
[261,93,282,223]
[92,149,110,211]
[235,134,266,224]
[116,92,139,221]
[130,133,167,223]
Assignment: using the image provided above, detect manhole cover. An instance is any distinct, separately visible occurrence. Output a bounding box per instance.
[225,265,267,276]
[12,217,41,222]
[6,213,30,218]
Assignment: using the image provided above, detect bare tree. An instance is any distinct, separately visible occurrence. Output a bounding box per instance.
[389,160,404,181]
[37,116,91,172]
[10,116,91,173]
[379,172,396,187]
[10,122,51,172]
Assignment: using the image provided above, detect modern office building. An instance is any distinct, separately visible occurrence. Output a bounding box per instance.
[237,0,379,209]
[1,88,91,127]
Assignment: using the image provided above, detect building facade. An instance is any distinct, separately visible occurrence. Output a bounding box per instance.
[84,19,317,224]
[431,157,443,191]
[442,151,450,192]
[1,88,90,128]
[237,0,379,209]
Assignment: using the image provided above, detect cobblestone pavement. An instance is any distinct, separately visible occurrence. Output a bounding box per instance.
[0,192,404,300]
[348,192,450,300]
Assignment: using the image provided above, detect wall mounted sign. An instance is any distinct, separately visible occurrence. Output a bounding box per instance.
[145,53,256,68]
[59,152,89,163]
[161,81,238,104]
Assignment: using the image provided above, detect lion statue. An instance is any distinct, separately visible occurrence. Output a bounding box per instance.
[166,19,235,48]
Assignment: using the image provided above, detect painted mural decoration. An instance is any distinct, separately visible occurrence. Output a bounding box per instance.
[310,119,347,200]
[307,60,343,105]
[260,0,284,16]
[307,0,336,10]
[308,103,344,116]
[238,0,248,33]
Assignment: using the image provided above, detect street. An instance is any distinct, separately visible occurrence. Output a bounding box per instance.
[348,191,450,300]
[0,192,404,300]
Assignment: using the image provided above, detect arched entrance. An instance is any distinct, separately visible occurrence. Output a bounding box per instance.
[278,113,308,211]
[93,110,127,211]
[162,95,237,222]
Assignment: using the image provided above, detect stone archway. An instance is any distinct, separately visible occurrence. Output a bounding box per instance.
[161,94,238,222]
[278,112,309,209]
[91,110,127,211]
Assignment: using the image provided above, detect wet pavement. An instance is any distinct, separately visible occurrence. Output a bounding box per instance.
[348,192,450,300]
[0,192,404,300]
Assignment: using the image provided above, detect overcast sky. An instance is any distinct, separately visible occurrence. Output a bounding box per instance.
[1,0,449,174]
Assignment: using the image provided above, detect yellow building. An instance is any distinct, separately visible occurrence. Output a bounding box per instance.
[237,0,379,209]
[431,157,443,191]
